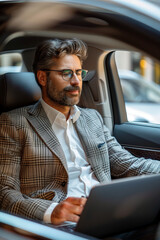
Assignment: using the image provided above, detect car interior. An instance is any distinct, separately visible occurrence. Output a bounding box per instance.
[0,1,160,239]
[1,34,160,158]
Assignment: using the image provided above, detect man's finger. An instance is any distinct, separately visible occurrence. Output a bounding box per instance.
[51,197,87,225]
[66,196,87,206]
[67,213,80,223]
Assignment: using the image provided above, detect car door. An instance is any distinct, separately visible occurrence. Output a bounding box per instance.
[105,49,160,162]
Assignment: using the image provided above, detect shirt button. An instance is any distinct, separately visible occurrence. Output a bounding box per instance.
[61,181,67,187]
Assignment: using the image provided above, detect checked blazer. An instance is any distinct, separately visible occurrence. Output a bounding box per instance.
[0,101,160,221]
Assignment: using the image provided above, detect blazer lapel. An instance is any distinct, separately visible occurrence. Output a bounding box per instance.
[25,101,68,172]
[75,111,110,183]
[75,113,95,164]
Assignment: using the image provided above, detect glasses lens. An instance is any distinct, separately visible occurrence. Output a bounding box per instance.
[81,70,88,79]
[62,70,73,81]
[62,69,88,81]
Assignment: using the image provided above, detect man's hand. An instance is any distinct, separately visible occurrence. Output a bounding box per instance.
[51,197,87,225]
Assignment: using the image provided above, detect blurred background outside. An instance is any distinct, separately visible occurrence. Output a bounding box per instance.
[115,51,160,124]
[0,50,160,124]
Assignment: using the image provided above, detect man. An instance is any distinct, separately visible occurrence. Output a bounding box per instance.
[0,38,160,226]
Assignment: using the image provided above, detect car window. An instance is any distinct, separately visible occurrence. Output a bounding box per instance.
[115,51,160,124]
[0,53,22,74]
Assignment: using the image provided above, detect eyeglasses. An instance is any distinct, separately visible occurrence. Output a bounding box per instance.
[41,69,88,81]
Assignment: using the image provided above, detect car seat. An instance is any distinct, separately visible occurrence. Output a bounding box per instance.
[0,70,97,114]
[0,72,41,114]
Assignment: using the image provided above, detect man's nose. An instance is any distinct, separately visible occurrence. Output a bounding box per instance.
[70,72,80,85]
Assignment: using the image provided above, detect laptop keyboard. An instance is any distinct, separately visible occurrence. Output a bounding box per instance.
[51,221,76,233]
[56,223,76,233]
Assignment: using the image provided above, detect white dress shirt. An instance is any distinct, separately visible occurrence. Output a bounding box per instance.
[41,99,99,223]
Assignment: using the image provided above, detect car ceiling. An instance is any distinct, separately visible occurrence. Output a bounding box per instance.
[0,1,159,60]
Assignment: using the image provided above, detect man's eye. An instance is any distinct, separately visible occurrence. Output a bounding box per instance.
[76,70,82,76]
[63,71,72,76]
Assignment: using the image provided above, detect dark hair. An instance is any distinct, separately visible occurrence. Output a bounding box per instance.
[32,38,88,83]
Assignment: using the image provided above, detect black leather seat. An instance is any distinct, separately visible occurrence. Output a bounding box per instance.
[0,70,97,114]
[0,72,41,113]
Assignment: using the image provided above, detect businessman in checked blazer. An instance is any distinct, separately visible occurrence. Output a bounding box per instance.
[0,38,160,225]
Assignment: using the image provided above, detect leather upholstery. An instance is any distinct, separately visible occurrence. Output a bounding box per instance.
[0,71,96,113]
[0,72,41,113]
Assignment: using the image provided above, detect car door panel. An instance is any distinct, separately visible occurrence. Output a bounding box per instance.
[114,123,160,161]
[106,51,160,161]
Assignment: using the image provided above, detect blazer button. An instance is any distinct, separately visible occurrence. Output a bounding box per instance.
[61,181,67,187]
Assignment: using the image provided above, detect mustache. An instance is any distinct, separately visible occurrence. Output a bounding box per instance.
[64,86,81,92]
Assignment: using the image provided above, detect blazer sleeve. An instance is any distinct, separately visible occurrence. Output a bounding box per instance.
[0,112,52,221]
[95,111,160,178]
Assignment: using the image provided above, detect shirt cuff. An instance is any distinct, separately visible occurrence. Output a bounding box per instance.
[43,202,58,223]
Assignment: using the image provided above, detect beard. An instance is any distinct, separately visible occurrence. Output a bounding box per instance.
[46,77,82,106]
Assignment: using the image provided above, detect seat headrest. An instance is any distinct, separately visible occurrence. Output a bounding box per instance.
[78,70,98,108]
[0,72,41,112]
[83,70,96,82]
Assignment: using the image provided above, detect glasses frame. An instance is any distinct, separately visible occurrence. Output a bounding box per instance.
[41,68,88,81]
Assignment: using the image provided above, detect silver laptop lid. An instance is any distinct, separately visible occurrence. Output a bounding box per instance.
[76,174,160,238]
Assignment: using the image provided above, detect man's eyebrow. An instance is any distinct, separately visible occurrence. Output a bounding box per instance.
[61,68,83,70]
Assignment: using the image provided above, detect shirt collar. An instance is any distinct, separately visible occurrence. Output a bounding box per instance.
[40,98,81,125]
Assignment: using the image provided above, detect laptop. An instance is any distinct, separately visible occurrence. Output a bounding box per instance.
[56,174,160,239]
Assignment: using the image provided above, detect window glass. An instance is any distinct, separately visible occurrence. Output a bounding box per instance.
[115,51,160,124]
[0,53,22,74]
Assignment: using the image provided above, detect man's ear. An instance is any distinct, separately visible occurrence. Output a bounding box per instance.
[37,70,47,87]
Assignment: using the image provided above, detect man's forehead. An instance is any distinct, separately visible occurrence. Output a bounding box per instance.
[52,54,82,67]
